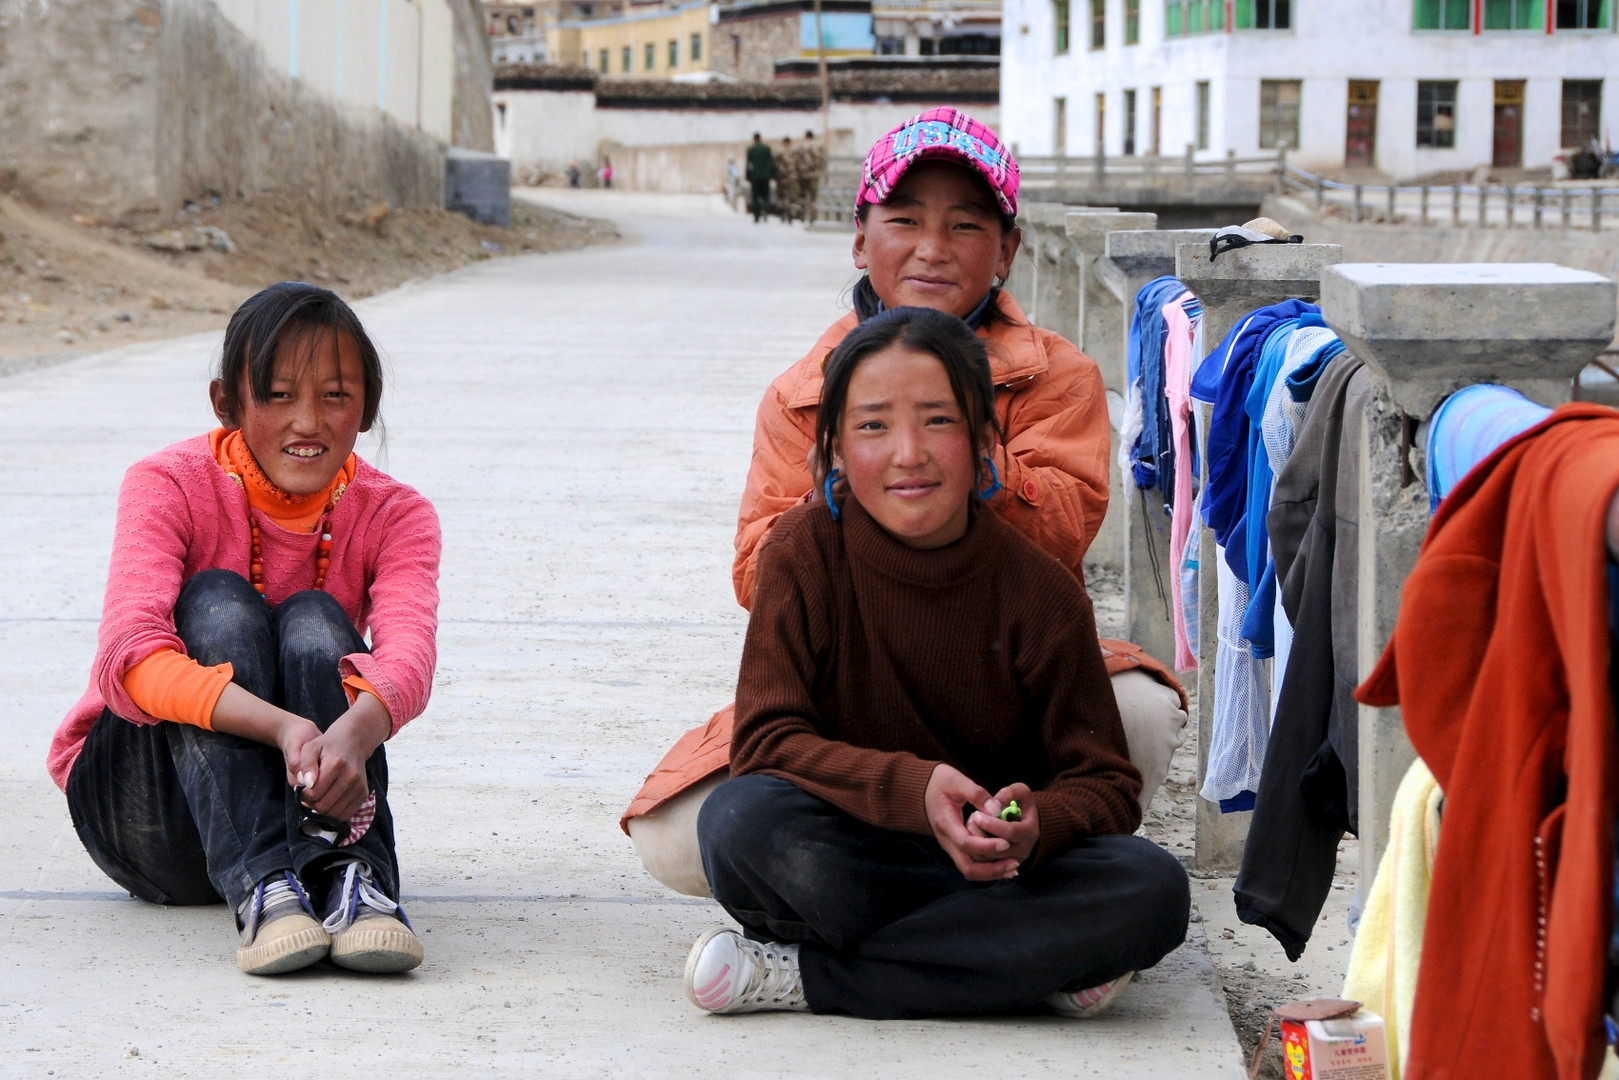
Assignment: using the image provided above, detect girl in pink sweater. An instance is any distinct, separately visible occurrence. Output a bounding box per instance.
[50,282,441,976]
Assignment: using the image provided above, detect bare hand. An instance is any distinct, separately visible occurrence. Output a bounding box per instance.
[924,764,1021,881]
[966,782,1041,867]
[292,694,390,821]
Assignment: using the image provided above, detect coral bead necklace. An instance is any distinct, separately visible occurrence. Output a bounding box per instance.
[248,507,336,601]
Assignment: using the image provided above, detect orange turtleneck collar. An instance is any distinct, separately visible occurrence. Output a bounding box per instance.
[210,427,356,533]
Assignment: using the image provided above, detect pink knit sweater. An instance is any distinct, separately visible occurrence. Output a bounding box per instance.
[48,434,441,789]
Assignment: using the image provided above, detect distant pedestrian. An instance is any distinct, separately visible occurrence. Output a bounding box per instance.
[776,137,799,221]
[567,160,582,188]
[725,156,741,210]
[49,281,440,977]
[599,156,614,189]
[745,132,775,223]
[794,130,825,224]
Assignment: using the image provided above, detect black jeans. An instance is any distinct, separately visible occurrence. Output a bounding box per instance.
[699,774,1191,1019]
[66,569,399,913]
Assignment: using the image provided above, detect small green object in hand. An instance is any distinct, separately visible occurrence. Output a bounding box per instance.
[1000,800,1022,822]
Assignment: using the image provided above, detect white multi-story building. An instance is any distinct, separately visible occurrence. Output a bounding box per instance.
[1002,0,1619,178]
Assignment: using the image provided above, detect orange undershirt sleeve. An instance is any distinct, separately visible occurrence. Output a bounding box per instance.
[343,675,385,712]
[123,648,234,731]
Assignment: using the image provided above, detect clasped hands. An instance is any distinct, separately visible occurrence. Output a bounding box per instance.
[924,763,1040,882]
[276,693,391,823]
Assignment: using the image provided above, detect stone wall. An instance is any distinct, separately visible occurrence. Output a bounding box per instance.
[709,10,800,83]
[156,0,443,216]
[0,0,449,220]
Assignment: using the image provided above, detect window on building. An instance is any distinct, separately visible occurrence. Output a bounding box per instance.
[1259,79,1301,148]
[646,42,656,70]
[691,32,703,61]
[1414,0,1471,28]
[1090,0,1106,48]
[1484,0,1542,27]
[1556,0,1611,27]
[669,39,679,66]
[622,45,632,72]
[878,36,905,53]
[1196,79,1211,149]
[1123,87,1137,153]
[1234,0,1290,27]
[599,48,609,73]
[1055,0,1071,52]
[919,37,938,53]
[1095,91,1107,151]
[1416,80,1458,147]
[583,50,590,66]
[1150,85,1162,153]
[1055,96,1068,154]
[1126,0,1141,42]
[1562,79,1603,146]
[1167,0,1220,34]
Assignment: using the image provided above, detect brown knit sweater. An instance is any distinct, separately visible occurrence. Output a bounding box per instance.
[732,496,1142,863]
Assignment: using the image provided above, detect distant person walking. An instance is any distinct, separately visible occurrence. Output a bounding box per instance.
[794,130,825,224]
[776,137,799,222]
[567,160,582,188]
[599,156,614,189]
[745,132,775,223]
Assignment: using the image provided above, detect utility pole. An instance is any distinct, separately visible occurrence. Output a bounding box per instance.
[813,0,829,141]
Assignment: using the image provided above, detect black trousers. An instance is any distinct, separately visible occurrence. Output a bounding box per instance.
[699,774,1191,1019]
[66,569,398,913]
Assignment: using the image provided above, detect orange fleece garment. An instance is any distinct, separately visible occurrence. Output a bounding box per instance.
[120,429,374,730]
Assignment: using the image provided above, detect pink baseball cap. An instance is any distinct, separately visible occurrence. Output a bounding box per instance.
[856,107,1020,221]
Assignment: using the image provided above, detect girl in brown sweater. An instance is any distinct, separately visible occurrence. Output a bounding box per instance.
[685,307,1190,1020]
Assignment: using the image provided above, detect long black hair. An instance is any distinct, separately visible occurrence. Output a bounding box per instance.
[214,281,383,430]
[815,305,1005,481]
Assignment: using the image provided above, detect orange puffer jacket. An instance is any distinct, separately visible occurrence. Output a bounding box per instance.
[623,290,1184,832]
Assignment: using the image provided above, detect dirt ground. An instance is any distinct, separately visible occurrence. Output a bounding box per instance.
[0,191,617,375]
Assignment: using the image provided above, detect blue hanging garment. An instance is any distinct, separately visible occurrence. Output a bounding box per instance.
[1425,385,1553,512]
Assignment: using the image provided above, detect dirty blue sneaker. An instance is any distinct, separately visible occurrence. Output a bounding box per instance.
[236,870,329,975]
[320,859,422,973]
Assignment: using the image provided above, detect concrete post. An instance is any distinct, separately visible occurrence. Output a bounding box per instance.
[1064,210,1157,574]
[1321,263,1619,883]
[1015,204,1117,342]
[1095,227,1217,668]
[1174,241,1345,872]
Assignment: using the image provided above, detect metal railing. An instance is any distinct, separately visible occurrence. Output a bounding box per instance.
[1278,163,1619,232]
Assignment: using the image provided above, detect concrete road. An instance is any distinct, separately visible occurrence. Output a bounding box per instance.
[0,190,1245,1078]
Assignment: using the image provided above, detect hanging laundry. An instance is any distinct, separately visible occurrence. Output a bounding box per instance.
[1198,546,1271,811]
[1123,276,1194,495]
[1165,293,1204,672]
[1341,757,1443,1080]
[1358,405,1619,1080]
[1233,354,1369,960]
[1425,384,1552,511]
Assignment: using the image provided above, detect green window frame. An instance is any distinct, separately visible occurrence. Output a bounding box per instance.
[1090,0,1106,48]
[1168,0,1223,34]
[1556,0,1611,27]
[1415,0,1471,28]
[692,32,703,61]
[1484,0,1543,26]
[669,39,679,66]
[1234,0,1290,27]
[1126,0,1141,42]
[621,45,632,72]
[645,42,656,70]
[599,48,609,73]
[1055,0,1072,52]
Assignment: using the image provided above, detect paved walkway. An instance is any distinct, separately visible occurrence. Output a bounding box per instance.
[0,190,1245,1078]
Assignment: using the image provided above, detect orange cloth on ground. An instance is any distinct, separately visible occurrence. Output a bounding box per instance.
[1356,405,1619,1080]
[120,428,374,729]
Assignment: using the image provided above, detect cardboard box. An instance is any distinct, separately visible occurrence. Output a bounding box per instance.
[1280,1011,1390,1080]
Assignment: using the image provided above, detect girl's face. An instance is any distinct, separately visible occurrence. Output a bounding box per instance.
[211,329,368,497]
[852,161,1020,320]
[834,343,981,550]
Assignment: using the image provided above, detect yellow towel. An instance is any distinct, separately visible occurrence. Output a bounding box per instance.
[1342,757,1442,1080]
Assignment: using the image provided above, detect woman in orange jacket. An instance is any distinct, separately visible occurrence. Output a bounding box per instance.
[623,108,1188,896]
